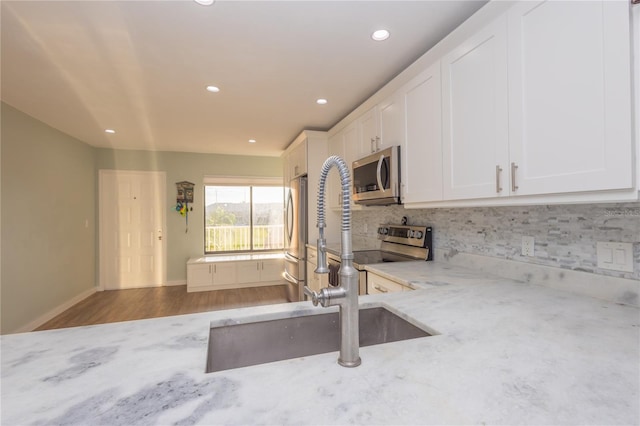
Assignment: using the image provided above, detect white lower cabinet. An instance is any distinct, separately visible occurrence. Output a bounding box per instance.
[236,260,282,284]
[306,246,328,293]
[187,257,284,292]
[367,272,410,295]
[187,262,236,290]
[306,261,323,293]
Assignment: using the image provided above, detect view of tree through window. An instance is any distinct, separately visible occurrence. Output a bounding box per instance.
[204,185,283,253]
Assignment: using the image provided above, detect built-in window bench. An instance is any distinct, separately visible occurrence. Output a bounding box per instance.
[186,252,285,292]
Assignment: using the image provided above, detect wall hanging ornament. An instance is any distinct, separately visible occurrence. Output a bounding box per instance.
[175,181,195,233]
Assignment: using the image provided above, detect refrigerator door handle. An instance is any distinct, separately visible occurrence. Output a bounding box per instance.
[284,252,299,263]
[282,270,298,284]
[285,188,294,243]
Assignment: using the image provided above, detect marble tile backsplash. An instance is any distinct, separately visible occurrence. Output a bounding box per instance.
[352,202,640,280]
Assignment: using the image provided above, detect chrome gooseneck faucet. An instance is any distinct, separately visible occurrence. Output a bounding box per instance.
[306,155,361,368]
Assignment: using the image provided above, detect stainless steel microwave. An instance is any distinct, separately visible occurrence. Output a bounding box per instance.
[352,146,401,206]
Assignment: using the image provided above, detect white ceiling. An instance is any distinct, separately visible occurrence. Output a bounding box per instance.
[1,0,486,157]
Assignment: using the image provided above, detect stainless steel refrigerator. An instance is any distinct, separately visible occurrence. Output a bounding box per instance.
[283,175,307,302]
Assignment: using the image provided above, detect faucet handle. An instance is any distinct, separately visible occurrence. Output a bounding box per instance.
[308,287,347,308]
[311,288,327,307]
[303,286,324,306]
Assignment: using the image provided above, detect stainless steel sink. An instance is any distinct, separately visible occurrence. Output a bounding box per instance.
[206,306,433,373]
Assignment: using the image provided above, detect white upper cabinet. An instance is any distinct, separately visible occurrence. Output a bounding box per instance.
[442,15,509,200]
[288,141,308,179]
[357,96,405,156]
[327,132,344,211]
[358,105,380,156]
[328,0,636,207]
[507,0,633,195]
[327,122,361,211]
[402,61,443,204]
[378,91,405,153]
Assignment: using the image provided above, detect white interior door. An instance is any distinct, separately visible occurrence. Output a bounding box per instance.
[100,170,166,290]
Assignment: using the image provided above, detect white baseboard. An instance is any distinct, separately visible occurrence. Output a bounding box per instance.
[165,280,186,286]
[14,287,98,334]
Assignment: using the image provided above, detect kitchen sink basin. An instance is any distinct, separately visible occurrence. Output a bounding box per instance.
[206,306,433,373]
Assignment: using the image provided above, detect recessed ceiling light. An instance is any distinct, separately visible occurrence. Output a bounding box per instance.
[248,139,256,143]
[105,129,116,134]
[194,0,215,5]
[371,29,390,41]
[316,98,328,105]
[206,86,220,93]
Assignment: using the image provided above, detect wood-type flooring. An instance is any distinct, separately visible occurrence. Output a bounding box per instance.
[35,284,288,331]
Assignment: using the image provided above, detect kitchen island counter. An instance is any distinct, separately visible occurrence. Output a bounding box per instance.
[2,262,638,425]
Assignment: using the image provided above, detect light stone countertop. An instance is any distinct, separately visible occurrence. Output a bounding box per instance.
[2,262,639,425]
[187,252,284,263]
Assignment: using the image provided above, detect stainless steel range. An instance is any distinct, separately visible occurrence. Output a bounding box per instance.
[325,224,432,294]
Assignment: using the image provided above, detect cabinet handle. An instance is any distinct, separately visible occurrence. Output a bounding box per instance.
[495,165,503,193]
[374,285,388,293]
[370,138,375,153]
[511,162,519,192]
[214,265,217,273]
[375,136,380,152]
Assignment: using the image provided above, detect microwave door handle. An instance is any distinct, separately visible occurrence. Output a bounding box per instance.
[376,154,384,191]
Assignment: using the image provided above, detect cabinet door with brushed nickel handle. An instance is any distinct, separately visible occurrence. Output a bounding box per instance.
[507,0,632,195]
[367,273,410,294]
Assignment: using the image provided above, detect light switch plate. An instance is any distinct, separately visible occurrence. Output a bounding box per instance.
[597,242,634,273]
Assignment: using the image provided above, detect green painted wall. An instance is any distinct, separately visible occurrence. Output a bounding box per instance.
[1,104,96,334]
[95,148,283,283]
[1,103,283,333]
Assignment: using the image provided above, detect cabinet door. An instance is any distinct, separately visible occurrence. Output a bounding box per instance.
[367,273,407,294]
[260,259,284,282]
[358,106,380,156]
[187,264,212,288]
[342,121,360,167]
[306,261,321,293]
[289,142,308,179]
[378,91,405,152]
[282,151,291,184]
[212,262,236,286]
[236,261,261,284]
[327,132,344,210]
[442,16,509,200]
[402,62,443,203]
[507,0,632,195]
[328,123,361,211]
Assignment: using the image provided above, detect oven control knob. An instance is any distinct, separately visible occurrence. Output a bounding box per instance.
[380,227,389,235]
[416,231,424,239]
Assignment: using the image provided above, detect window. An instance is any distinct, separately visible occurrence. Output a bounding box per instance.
[204,181,283,253]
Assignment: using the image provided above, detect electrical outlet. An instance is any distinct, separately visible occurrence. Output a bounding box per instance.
[522,236,535,257]
[597,242,634,273]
